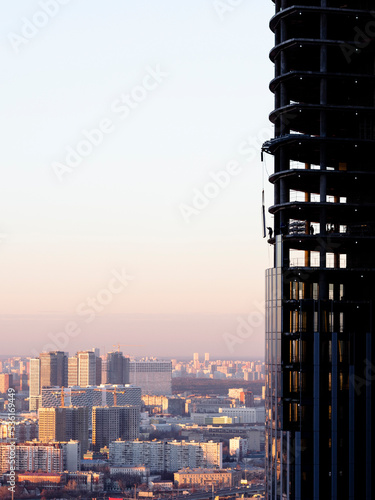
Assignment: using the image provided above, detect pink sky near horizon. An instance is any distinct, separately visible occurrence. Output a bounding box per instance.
[0,1,274,359]
[0,312,265,360]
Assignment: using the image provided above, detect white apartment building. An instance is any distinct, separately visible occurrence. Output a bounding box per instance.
[0,441,80,474]
[218,407,265,424]
[63,440,81,472]
[29,358,41,411]
[229,437,248,458]
[109,439,222,473]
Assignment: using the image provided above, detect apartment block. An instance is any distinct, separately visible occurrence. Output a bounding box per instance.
[0,441,80,474]
[129,361,172,395]
[109,439,222,473]
[92,405,139,450]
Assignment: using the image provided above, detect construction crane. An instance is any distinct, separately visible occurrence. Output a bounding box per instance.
[60,387,126,407]
[60,387,86,407]
[112,344,143,352]
[94,386,129,406]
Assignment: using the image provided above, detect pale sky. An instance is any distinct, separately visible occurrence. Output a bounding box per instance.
[0,0,275,359]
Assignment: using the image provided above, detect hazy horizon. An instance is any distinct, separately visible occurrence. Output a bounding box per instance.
[0,1,274,360]
[1,311,265,360]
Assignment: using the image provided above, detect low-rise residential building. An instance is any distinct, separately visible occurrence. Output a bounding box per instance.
[218,407,265,424]
[0,419,38,443]
[174,468,241,489]
[191,414,238,425]
[150,480,174,490]
[186,397,233,415]
[66,471,104,492]
[142,395,186,416]
[14,471,103,492]
[110,465,149,483]
[180,425,262,452]
[16,472,65,489]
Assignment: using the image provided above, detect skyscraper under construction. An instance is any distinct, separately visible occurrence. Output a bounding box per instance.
[263,1,375,499]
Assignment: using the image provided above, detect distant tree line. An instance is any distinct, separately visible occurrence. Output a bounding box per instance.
[172,378,264,396]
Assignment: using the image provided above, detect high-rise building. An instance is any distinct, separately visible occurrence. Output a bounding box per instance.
[101,356,108,383]
[38,407,89,457]
[68,351,101,387]
[38,407,67,442]
[29,358,41,411]
[40,384,142,425]
[29,352,68,411]
[68,357,78,387]
[91,348,100,358]
[103,351,130,385]
[77,351,96,387]
[39,351,68,388]
[0,374,13,393]
[263,2,375,499]
[95,356,102,386]
[92,406,139,451]
[19,373,28,392]
[129,360,172,395]
[19,360,27,374]
[239,390,254,408]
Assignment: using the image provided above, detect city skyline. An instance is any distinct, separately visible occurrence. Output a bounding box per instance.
[0,3,274,497]
[0,1,274,359]
[1,347,266,496]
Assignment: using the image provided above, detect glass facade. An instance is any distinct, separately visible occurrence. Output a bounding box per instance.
[264,2,375,499]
